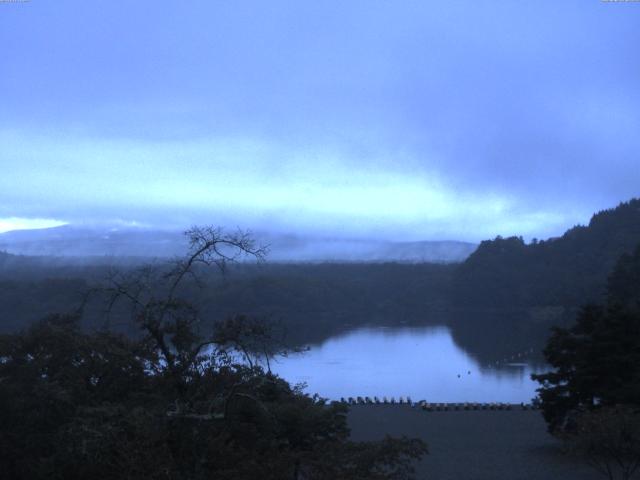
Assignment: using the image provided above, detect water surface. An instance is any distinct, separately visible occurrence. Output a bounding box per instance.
[272,326,541,403]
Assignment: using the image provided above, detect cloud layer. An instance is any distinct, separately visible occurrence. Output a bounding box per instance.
[1,1,638,240]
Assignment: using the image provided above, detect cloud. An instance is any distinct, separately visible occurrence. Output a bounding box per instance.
[0,217,67,234]
[0,1,638,240]
[0,130,581,240]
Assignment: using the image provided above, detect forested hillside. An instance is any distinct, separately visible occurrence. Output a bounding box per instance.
[2,199,639,363]
[446,199,640,361]
[453,198,640,309]
[0,259,454,346]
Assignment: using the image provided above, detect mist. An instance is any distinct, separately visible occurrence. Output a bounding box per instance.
[0,224,477,263]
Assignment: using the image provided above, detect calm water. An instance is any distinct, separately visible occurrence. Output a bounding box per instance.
[272,326,542,403]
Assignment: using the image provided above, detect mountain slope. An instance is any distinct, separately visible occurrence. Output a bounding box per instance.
[453,198,640,308]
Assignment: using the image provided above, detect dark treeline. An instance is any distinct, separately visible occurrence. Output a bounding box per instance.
[199,263,454,346]
[0,258,455,346]
[454,199,640,309]
[534,243,640,431]
[449,198,640,360]
[530,243,640,480]
[1,199,640,364]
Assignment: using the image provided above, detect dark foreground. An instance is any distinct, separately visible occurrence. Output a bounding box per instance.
[348,405,604,480]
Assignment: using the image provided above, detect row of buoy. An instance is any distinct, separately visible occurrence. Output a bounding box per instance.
[338,398,540,411]
[341,396,413,405]
[415,401,539,411]
[494,347,536,366]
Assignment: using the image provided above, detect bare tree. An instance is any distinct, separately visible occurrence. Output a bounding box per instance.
[99,226,268,380]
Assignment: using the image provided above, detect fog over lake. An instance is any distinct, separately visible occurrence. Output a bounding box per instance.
[273,326,541,404]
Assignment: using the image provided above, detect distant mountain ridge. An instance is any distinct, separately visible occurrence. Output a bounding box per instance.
[0,225,477,264]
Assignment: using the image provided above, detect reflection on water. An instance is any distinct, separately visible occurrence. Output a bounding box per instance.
[272,326,543,403]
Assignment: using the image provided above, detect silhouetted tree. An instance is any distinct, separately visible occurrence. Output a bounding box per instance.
[565,406,640,480]
[453,198,640,309]
[532,245,640,479]
[0,226,427,479]
[533,245,640,433]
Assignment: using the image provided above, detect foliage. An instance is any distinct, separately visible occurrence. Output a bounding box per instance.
[0,258,455,346]
[0,227,427,479]
[565,406,640,480]
[533,244,640,433]
[453,198,640,309]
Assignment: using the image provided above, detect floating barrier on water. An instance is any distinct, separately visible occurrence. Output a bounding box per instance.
[492,346,539,367]
[336,397,538,411]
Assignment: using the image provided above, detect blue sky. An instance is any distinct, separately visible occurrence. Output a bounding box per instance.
[1,1,639,240]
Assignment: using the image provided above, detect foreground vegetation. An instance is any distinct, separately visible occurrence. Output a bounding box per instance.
[0,228,426,479]
[2,199,640,478]
[533,245,640,479]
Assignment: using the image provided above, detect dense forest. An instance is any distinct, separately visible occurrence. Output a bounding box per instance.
[449,199,640,360]
[1,199,640,363]
[454,199,640,309]
[0,259,454,345]
[534,243,640,432]
[529,242,640,480]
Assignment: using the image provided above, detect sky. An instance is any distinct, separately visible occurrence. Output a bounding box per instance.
[1,1,639,241]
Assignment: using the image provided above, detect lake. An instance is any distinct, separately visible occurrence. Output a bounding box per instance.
[272,326,542,403]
